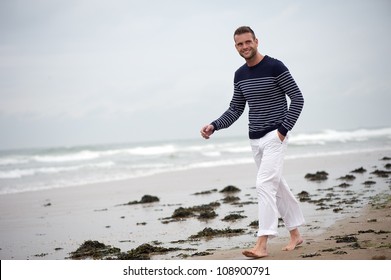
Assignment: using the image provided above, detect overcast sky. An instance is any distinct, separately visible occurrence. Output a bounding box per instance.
[0,0,390,149]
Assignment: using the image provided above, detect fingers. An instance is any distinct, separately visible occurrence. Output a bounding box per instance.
[200,127,210,139]
[200,125,214,139]
[277,130,285,142]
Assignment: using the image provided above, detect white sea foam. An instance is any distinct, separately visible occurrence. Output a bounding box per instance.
[188,158,254,168]
[124,145,177,156]
[201,151,222,157]
[290,127,391,145]
[285,146,391,160]
[0,127,390,195]
[33,150,101,163]
[0,157,29,166]
[0,161,115,179]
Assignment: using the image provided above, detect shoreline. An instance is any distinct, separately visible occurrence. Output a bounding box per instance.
[0,149,390,260]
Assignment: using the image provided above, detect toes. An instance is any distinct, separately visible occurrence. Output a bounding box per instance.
[282,239,304,251]
[242,250,268,258]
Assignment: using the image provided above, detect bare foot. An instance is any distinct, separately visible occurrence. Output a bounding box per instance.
[243,235,268,258]
[242,249,268,259]
[282,238,303,251]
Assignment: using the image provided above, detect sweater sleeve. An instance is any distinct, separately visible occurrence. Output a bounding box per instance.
[211,83,246,131]
[276,70,304,136]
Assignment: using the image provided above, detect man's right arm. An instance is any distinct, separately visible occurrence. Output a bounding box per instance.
[210,83,246,131]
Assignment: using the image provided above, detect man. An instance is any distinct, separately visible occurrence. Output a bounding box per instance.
[200,26,305,258]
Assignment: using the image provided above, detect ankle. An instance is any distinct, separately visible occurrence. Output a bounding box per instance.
[255,235,268,250]
[289,228,300,237]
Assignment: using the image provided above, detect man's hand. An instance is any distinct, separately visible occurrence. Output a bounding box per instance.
[200,125,215,139]
[277,130,285,142]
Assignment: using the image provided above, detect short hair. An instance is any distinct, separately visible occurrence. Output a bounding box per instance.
[234,26,256,39]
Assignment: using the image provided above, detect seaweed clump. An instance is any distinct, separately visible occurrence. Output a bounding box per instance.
[198,210,218,220]
[69,241,179,260]
[305,171,328,181]
[170,202,221,220]
[220,185,241,193]
[249,220,259,228]
[117,243,179,260]
[350,167,367,174]
[297,191,311,202]
[189,227,245,239]
[370,170,391,178]
[222,213,247,221]
[333,235,358,243]
[172,207,195,219]
[69,240,120,260]
[337,174,356,181]
[221,196,241,204]
[193,189,218,195]
[122,195,160,205]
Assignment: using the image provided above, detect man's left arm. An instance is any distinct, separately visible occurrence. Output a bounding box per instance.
[276,71,304,137]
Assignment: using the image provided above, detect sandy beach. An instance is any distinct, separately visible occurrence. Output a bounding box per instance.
[191,194,391,260]
[0,149,390,260]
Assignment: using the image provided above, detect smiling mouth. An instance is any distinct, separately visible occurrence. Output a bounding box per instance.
[243,50,252,55]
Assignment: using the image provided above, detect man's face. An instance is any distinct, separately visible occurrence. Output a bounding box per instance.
[234,32,258,60]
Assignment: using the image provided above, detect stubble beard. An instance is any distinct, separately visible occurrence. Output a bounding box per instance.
[240,48,257,61]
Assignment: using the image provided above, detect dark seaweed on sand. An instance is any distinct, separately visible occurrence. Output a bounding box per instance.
[297,191,311,202]
[370,169,391,178]
[337,174,356,181]
[191,202,220,211]
[117,243,180,260]
[221,196,240,203]
[249,220,258,227]
[304,171,329,181]
[219,185,241,193]
[193,189,218,195]
[363,180,376,186]
[333,235,358,243]
[69,240,180,260]
[172,207,194,218]
[222,213,247,221]
[190,251,213,257]
[350,167,367,173]
[189,227,245,239]
[170,202,221,219]
[300,252,321,258]
[198,210,218,220]
[121,195,160,205]
[69,240,120,260]
[336,183,351,188]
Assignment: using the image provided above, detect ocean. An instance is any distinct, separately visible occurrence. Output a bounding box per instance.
[1,127,391,195]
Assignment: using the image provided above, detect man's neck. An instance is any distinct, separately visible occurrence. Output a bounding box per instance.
[246,52,264,67]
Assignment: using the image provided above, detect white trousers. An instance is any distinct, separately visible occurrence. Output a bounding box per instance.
[250,130,305,238]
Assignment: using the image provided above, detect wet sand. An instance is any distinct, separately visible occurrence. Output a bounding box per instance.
[191,194,391,260]
[0,149,390,260]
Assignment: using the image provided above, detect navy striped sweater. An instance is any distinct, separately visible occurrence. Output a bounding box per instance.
[211,55,304,139]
